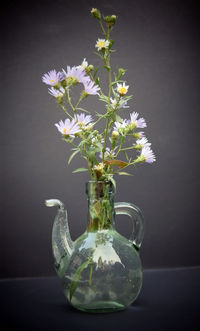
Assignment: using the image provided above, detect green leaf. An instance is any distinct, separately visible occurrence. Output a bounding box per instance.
[94,51,103,59]
[96,112,107,119]
[110,177,116,190]
[121,136,125,144]
[68,149,80,165]
[104,65,111,72]
[109,39,114,47]
[105,159,128,169]
[69,260,90,301]
[87,150,98,163]
[118,172,133,176]
[122,150,129,161]
[72,168,88,173]
[95,77,100,87]
[115,114,123,123]
[89,205,100,220]
[93,67,99,79]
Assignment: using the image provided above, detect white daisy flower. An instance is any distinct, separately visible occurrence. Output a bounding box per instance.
[94,163,105,171]
[95,39,110,51]
[116,82,129,95]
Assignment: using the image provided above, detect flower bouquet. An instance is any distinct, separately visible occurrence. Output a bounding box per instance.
[43,8,156,313]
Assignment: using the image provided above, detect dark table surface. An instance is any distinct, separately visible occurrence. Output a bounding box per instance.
[1,267,200,331]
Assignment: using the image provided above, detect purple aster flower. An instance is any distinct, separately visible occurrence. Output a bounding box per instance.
[55,118,81,137]
[135,137,151,148]
[62,66,89,84]
[138,132,145,138]
[58,71,67,82]
[76,58,88,70]
[119,99,129,108]
[83,79,100,95]
[42,70,62,86]
[113,119,128,131]
[76,113,93,126]
[140,146,156,163]
[130,112,147,128]
[48,87,65,97]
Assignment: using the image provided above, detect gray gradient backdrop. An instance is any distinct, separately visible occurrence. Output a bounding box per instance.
[1,0,200,278]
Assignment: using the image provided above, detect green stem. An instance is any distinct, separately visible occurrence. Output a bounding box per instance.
[113,160,137,174]
[114,136,125,157]
[84,144,95,179]
[75,96,82,110]
[102,47,112,161]
[66,89,78,120]
[99,20,107,36]
[89,262,94,286]
[59,104,73,119]
[121,146,136,151]
[89,72,104,97]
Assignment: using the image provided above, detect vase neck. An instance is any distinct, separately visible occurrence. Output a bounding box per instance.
[86,181,115,232]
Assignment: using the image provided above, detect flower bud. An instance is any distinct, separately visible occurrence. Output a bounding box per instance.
[93,130,98,136]
[81,90,89,100]
[56,95,63,105]
[91,8,101,20]
[134,144,142,150]
[60,79,67,88]
[112,130,119,139]
[85,64,94,75]
[118,68,126,77]
[128,122,137,131]
[97,134,103,141]
[133,132,142,139]
[66,76,79,86]
[85,123,93,132]
[94,162,105,179]
[104,15,117,27]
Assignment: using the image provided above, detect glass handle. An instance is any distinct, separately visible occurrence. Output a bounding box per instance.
[114,202,145,249]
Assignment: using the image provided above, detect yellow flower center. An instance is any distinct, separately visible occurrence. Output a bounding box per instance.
[119,87,127,95]
[50,79,54,83]
[98,41,106,48]
[63,128,67,134]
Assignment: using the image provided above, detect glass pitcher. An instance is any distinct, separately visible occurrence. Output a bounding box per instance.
[46,180,144,313]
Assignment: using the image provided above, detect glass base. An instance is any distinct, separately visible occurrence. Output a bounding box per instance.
[73,301,126,313]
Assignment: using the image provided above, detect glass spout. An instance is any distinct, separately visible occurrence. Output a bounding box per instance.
[45,199,73,277]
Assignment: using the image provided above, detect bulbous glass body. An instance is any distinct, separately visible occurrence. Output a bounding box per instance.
[52,181,144,313]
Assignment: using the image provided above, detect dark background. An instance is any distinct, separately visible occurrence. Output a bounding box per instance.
[1,0,200,278]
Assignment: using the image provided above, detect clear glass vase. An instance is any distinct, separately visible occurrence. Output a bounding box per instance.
[47,181,144,313]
